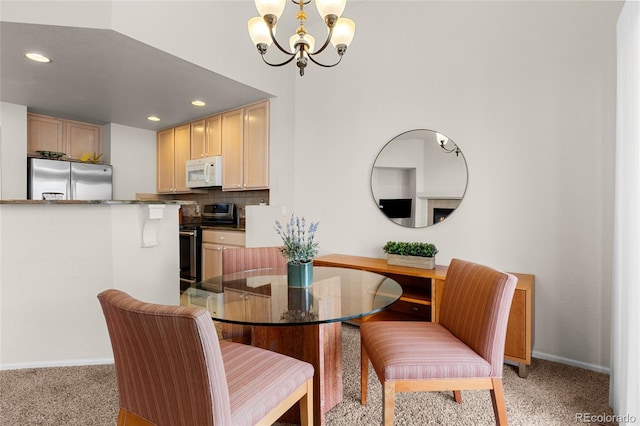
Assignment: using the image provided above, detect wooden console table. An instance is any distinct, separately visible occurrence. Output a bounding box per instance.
[314,254,535,377]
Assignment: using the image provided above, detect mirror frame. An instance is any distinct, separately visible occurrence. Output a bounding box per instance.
[370,129,468,228]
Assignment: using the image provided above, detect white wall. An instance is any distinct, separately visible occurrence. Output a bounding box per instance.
[292,1,620,371]
[0,203,179,368]
[108,123,156,200]
[0,0,113,29]
[0,102,27,199]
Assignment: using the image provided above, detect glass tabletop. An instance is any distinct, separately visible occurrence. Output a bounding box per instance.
[181,266,403,325]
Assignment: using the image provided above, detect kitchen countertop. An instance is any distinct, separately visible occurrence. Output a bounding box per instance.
[200,223,246,232]
[0,200,194,205]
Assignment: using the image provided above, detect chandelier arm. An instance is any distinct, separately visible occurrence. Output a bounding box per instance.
[268,25,296,56]
[309,27,334,56]
[261,53,298,67]
[307,53,343,68]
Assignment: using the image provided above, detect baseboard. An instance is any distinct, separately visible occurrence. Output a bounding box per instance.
[532,351,610,374]
[0,357,114,371]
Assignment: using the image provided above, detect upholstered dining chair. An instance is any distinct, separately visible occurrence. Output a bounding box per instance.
[360,258,517,425]
[220,246,286,342]
[98,289,313,426]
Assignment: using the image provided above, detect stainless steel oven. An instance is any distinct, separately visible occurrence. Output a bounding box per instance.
[179,225,202,291]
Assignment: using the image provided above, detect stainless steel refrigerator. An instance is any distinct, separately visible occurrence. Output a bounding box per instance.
[28,158,113,200]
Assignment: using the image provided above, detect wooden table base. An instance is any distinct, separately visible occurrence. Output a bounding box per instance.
[251,322,342,426]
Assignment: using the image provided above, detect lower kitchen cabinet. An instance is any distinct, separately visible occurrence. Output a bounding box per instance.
[201,229,246,280]
[224,288,271,323]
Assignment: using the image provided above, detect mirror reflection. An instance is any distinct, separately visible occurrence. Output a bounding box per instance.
[371,129,468,228]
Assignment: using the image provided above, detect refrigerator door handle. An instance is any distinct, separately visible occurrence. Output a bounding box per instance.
[70,179,76,200]
[66,179,72,200]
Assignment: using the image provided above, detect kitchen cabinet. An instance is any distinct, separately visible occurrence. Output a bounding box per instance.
[156,123,191,193]
[314,254,535,378]
[190,115,222,159]
[222,100,269,191]
[28,113,101,160]
[224,288,271,323]
[28,114,63,154]
[156,128,175,193]
[221,108,243,190]
[201,230,246,280]
[65,120,101,160]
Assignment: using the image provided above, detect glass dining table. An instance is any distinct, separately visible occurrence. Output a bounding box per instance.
[182,266,402,425]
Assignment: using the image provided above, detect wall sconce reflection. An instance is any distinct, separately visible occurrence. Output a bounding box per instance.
[436,132,461,156]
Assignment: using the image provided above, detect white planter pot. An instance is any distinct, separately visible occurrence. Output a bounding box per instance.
[387,254,436,269]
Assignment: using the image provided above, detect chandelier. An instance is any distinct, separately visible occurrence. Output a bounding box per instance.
[248,0,356,76]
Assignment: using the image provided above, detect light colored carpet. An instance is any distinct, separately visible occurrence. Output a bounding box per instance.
[1,324,614,425]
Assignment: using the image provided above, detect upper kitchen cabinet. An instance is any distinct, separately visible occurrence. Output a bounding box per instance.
[28,113,64,154]
[65,120,101,160]
[190,115,222,159]
[222,100,269,191]
[221,108,244,190]
[157,123,191,193]
[27,113,101,160]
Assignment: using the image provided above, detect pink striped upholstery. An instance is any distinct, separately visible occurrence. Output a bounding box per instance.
[222,246,286,274]
[361,322,491,380]
[438,259,518,377]
[360,258,517,425]
[98,289,313,426]
[220,247,287,341]
[221,342,312,425]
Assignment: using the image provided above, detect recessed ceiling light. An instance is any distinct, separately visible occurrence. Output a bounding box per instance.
[25,52,51,63]
[191,100,206,107]
[147,116,161,122]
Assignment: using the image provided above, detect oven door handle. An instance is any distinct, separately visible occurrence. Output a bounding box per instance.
[180,230,196,237]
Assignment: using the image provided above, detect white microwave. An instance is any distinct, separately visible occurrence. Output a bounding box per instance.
[186,156,222,188]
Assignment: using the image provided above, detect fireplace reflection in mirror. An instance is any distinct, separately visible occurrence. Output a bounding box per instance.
[433,208,455,224]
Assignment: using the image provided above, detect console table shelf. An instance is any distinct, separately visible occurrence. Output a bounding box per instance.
[314,254,534,377]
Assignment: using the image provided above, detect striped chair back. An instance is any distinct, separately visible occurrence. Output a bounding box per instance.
[438,258,518,377]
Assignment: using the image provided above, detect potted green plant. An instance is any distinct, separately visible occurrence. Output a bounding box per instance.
[382,241,439,269]
[275,214,319,287]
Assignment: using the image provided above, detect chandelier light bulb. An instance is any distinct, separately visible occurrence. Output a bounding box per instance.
[330,18,355,49]
[255,0,286,20]
[316,0,346,19]
[248,16,274,47]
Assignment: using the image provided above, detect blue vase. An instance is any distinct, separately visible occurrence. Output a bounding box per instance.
[287,261,314,287]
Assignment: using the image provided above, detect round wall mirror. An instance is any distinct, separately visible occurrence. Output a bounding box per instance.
[370,129,468,228]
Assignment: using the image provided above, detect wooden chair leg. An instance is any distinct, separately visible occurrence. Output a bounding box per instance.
[117,408,154,426]
[383,380,395,426]
[490,378,508,426]
[453,390,462,403]
[300,378,313,426]
[360,342,369,405]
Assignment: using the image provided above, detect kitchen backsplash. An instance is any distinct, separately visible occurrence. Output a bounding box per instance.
[138,189,269,220]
